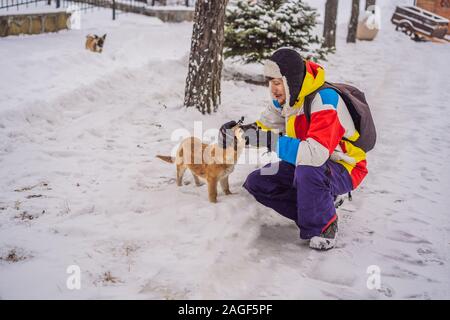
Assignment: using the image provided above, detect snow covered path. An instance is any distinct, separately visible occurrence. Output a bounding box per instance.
[1,3,449,299]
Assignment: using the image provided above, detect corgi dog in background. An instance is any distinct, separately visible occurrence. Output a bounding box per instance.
[85,34,107,53]
[156,125,246,203]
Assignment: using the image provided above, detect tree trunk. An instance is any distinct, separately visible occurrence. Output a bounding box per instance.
[365,0,376,10]
[184,0,229,114]
[323,0,339,49]
[347,0,360,43]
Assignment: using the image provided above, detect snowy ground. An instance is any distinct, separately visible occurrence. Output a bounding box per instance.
[0,1,449,299]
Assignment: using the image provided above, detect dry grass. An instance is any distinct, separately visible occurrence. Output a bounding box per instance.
[0,249,29,263]
[15,211,35,220]
[26,194,43,199]
[100,271,122,284]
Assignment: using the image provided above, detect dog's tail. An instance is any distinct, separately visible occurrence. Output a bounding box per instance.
[156,155,175,164]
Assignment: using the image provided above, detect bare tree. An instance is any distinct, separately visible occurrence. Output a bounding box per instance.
[184,0,229,114]
[365,0,376,10]
[323,0,339,49]
[347,0,360,43]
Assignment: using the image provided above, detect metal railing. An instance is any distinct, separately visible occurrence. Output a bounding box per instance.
[0,0,46,11]
[0,0,193,10]
[0,0,194,19]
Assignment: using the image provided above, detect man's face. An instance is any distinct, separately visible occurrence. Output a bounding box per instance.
[270,78,286,106]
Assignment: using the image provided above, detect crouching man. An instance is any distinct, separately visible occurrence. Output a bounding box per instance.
[219,48,370,250]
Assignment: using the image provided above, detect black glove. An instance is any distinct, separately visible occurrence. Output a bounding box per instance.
[219,120,238,149]
[218,117,249,148]
[244,125,279,151]
[240,122,258,132]
[218,119,280,151]
[219,120,237,136]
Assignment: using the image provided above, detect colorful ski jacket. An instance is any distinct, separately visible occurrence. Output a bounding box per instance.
[259,51,367,188]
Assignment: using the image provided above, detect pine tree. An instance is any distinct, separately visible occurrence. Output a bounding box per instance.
[224,0,332,64]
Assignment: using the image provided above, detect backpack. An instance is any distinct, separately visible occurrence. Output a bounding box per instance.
[304,82,377,152]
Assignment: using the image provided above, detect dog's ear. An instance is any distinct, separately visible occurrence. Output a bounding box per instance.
[102,34,107,39]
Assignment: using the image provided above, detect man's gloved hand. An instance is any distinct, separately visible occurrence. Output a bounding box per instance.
[219,120,237,137]
[218,118,257,149]
[218,119,283,152]
[243,124,282,152]
[219,120,238,149]
[240,122,258,132]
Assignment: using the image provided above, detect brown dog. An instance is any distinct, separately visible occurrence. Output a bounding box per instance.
[85,34,106,53]
[157,125,245,203]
